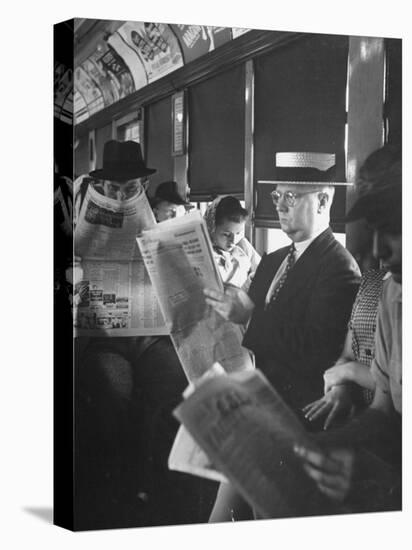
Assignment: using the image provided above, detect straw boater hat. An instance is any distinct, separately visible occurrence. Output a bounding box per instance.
[259,152,352,186]
[89,140,156,181]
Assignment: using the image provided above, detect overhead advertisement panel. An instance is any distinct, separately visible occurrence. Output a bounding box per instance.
[93,41,135,100]
[74,66,104,117]
[73,91,89,124]
[116,21,184,83]
[82,57,118,107]
[170,25,232,63]
[54,61,73,124]
[107,32,148,90]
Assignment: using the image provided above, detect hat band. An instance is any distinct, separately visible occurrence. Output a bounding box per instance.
[102,160,147,172]
[275,166,337,182]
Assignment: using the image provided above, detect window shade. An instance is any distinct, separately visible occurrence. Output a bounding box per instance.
[146,96,174,188]
[95,123,112,174]
[189,64,245,198]
[385,38,402,146]
[254,34,349,231]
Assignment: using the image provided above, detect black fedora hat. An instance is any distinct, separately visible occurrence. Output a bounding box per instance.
[89,140,156,181]
[154,181,190,205]
[345,144,402,231]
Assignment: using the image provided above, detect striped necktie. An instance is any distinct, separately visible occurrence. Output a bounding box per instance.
[269,244,296,304]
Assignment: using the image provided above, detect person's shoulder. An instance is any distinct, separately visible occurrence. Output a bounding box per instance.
[236,237,261,259]
[236,237,252,253]
[382,275,402,303]
[325,234,360,268]
[266,245,289,261]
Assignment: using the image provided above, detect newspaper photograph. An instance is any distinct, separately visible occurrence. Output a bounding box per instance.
[173,369,328,519]
[74,181,168,336]
[137,211,254,381]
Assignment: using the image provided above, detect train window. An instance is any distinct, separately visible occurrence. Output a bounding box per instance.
[114,109,144,144]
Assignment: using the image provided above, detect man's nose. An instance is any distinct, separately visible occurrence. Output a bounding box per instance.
[276,198,288,212]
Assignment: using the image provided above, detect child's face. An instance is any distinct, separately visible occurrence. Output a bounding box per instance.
[213,219,244,251]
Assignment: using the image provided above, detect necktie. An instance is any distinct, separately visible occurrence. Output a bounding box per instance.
[269,244,296,304]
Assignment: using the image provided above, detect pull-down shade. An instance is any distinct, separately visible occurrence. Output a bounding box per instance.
[146,96,174,188]
[189,64,245,198]
[254,34,349,230]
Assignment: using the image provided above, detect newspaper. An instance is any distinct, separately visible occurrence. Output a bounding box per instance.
[74,181,168,336]
[173,369,326,519]
[168,363,229,483]
[136,211,254,381]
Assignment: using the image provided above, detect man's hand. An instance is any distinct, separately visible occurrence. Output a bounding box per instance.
[294,445,354,502]
[302,385,355,430]
[203,286,254,324]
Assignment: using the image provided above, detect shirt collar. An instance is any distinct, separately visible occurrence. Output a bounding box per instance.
[293,227,326,256]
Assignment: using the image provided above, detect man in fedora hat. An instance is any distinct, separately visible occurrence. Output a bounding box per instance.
[75,140,203,526]
[74,140,156,215]
[150,180,191,222]
[206,151,361,522]
[294,143,402,513]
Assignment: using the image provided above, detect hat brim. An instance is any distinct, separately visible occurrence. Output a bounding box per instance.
[89,167,157,180]
[258,180,352,186]
[155,191,190,205]
[345,195,372,222]
[345,189,402,227]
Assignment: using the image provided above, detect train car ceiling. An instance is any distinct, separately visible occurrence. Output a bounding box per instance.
[54,18,251,125]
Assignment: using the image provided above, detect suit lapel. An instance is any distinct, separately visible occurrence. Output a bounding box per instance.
[253,249,289,305]
[275,228,334,304]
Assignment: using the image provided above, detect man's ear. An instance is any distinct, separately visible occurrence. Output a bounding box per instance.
[318,192,329,211]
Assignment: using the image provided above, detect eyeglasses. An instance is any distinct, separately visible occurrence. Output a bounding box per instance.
[92,179,142,200]
[270,190,318,207]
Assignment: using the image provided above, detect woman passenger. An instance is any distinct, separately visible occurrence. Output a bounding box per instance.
[204,196,261,291]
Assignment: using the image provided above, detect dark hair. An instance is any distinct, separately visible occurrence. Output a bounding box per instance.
[357,144,401,194]
[358,144,401,233]
[215,196,248,226]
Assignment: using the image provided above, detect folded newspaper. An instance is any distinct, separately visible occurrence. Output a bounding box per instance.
[168,363,229,483]
[172,368,329,519]
[136,211,254,381]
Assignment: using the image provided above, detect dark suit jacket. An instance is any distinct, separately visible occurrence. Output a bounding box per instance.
[243,228,361,410]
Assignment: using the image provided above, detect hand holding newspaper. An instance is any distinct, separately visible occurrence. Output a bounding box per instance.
[172,368,331,519]
[137,211,254,381]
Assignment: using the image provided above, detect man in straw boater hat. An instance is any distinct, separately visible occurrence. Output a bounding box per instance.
[205,151,361,522]
[294,143,402,514]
